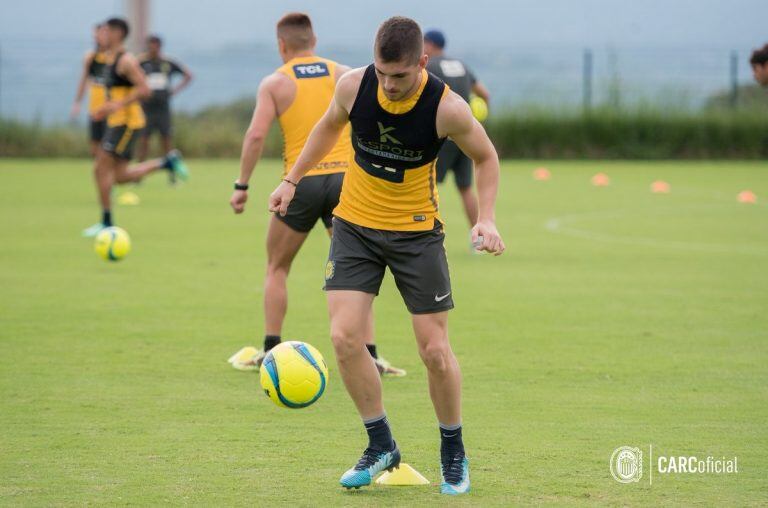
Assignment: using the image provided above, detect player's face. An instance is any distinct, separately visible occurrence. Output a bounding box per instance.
[752,64,768,86]
[95,25,109,48]
[105,26,124,47]
[374,54,426,101]
[147,41,160,57]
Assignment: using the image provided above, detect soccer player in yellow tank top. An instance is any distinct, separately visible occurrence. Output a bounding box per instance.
[81,18,190,237]
[229,13,404,376]
[270,16,504,495]
[71,23,109,157]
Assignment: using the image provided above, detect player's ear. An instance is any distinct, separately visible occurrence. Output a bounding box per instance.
[418,53,428,70]
[310,34,317,49]
[277,37,286,56]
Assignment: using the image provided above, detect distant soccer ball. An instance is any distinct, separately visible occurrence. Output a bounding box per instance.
[469,95,489,122]
[94,226,131,262]
[260,341,329,409]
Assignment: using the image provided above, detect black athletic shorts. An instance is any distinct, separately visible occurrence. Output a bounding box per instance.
[436,140,473,189]
[101,125,140,160]
[89,119,107,142]
[324,217,454,314]
[276,172,344,233]
[142,107,172,137]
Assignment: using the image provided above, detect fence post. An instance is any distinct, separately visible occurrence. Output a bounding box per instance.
[583,48,593,112]
[730,50,738,109]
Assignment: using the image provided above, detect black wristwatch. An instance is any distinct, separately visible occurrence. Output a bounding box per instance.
[234,182,249,191]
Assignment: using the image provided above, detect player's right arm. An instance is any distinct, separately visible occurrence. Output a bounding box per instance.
[230,74,280,214]
[268,68,362,216]
[71,51,93,119]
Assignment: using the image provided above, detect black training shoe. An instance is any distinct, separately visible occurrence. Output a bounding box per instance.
[440,450,470,495]
[339,442,401,489]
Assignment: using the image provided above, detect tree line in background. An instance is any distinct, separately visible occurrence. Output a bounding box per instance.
[2,86,767,159]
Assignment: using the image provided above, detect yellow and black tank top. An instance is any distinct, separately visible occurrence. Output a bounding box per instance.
[276,56,350,177]
[105,52,146,129]
[335,65,448,231]
[87,51,108,115]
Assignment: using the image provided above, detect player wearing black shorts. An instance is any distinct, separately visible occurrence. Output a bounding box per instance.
[269,17,504,495]
[229,13,404,376]
[424,29,491,231]
[137,35,193,164]
[71,23,109,156]
[82,17,189,237]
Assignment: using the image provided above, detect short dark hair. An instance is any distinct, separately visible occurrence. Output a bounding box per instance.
[147,34,162,46]
[750,44,768,66]
[276,12,314,50]
[375,16,423,64]
[105,17,130,39]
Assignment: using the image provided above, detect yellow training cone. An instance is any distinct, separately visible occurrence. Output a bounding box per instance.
[227,346,260,371]
[117,191,141,205]
[376,463,430,486]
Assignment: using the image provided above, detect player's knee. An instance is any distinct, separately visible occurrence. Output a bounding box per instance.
[330,328,361,360]
[266,259,291,279]
[418,340,451,373]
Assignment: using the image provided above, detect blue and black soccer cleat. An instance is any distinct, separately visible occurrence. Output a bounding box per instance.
[163,149,189,182]
[340,442,401,489]
[440,452,470,495]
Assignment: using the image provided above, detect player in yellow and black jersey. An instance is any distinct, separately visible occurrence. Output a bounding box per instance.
[228,13,404,376]
[269,16,505,495]
[71,23,109,155]
[82,17,189,237]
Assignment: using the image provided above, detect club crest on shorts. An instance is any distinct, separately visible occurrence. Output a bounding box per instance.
[325,260,335,280]
[610,446,643,483]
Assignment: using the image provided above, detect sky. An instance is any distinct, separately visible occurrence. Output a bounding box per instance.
[2,0,767,50]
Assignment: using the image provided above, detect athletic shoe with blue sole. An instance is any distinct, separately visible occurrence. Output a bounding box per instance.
[340,442,401,489]
[441,453,470,495]
[82,222,106,237]
[164,149,189,181]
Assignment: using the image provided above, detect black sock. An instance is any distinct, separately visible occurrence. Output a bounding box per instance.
[264,335,281,351]
[364,414,394,451]
[440,423,464,459]
[366,344,378,359]
[102,210,112,227]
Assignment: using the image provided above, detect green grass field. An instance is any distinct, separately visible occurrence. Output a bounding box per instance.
[1,159,766,506]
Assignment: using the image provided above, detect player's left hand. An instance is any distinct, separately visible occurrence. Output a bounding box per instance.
[268,180,296,216]
[230,189,248,214]
[471,219,505,256]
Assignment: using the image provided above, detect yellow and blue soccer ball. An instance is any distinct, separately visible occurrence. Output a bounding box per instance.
[259,341,329,409]
[94,226,131,262]
[469,94,489,122]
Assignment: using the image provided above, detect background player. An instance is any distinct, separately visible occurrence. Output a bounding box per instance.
[751,44,768,87]
[82,17,188,237]
[424,29,491,234]
[229,13,404,376]
[268,16,504,495]
[137,35,194,166]
[70,23,109,156]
